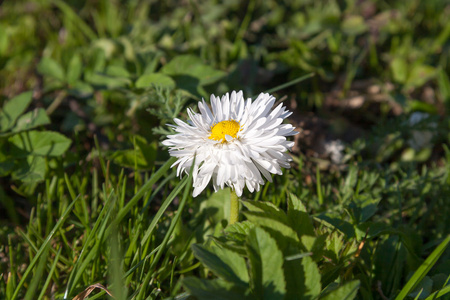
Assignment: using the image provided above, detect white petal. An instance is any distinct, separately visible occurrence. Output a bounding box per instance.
[162,90,296,197]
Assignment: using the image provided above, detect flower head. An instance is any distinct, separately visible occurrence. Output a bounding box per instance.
[162,90,297,197]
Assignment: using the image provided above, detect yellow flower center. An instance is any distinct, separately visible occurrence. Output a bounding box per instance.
[209,120,241,142]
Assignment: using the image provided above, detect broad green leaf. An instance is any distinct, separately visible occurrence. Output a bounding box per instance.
[161,55,226,86]
[301,234,326,259]
[284,254,321,300]
[320,280,360,300]
[191,244,248,284]
[302,256,322,297]
[341,15,368,35]
[9,130,71,157]
[225,220,255,236]
[343,165,358,198]
[109,137,156,170]
[106,65,131,78]
[85,71,131,89]
[356,222,390,240]
[288,194,315,237]
[196,188,229,241]
[12,108,50,133]
[315,214,355,238]
[243,211,300,247]
[109,148,152,170]
[11,155,46,182]
[68,81,94,98]
[395,236,450,300]
[0,91,33,131]
[391,57,408,83]
[223,220,255,246]
[406,64,436,89]
[241,200,290,226]
[349,195,381,224]
[67,53,83,85]
[288,193,307,212]
[247,227,286,300]
[183,278,253,300]
[135,73,175,88]
[37,57,65,82]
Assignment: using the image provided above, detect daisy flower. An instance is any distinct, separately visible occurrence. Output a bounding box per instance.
[162,90,297,197]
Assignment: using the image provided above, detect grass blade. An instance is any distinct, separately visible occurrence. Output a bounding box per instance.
[394,236,450,300]
[259,73,314,97]
[24,243,50,300]
[113,157,176,225]
[135,162,193,299]
[11,195,80,300]
[37,247,62,300]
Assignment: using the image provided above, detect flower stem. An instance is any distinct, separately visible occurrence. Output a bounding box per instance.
[229,190,239,225]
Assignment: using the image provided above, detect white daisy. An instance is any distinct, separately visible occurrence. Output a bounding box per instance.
[162,90,297,197]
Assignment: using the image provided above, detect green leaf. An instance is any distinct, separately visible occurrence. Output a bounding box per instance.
[109,146,155,170]
[288,193,307,212]
[223,220,255,245]
[395,236,450,300]
[9,131,71,157]
[302,256,322,297]
[320,280,360,300]
[196,188,229,233]
[67,81,94,98]
[183,278,253,300]
[106,65,131,78]
[66,53,83,85]
[247,227,286,300]
[341,16,368,35]
[225,220,255,237]
[288,194,315,237]
[37,57,65,82]
[405,64,436,89]
[135,73,176,88]
[241,200,289,224]
[349,195,381,224]
[11,155,46,182]
[391,57,408,83]
[0,91,33,132]
[243,211,300,246]
[84,71,131,89]
[12,108,50,133]
[192,244,248,285]
[109,136,156,170]
[161,55,226,86]
[315,214,355,238]
[284,254,321,300]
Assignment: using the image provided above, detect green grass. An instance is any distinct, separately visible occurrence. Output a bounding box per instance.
[0,0,449,299]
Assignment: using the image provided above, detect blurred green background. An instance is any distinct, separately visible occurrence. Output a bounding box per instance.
[0,0,449,299]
